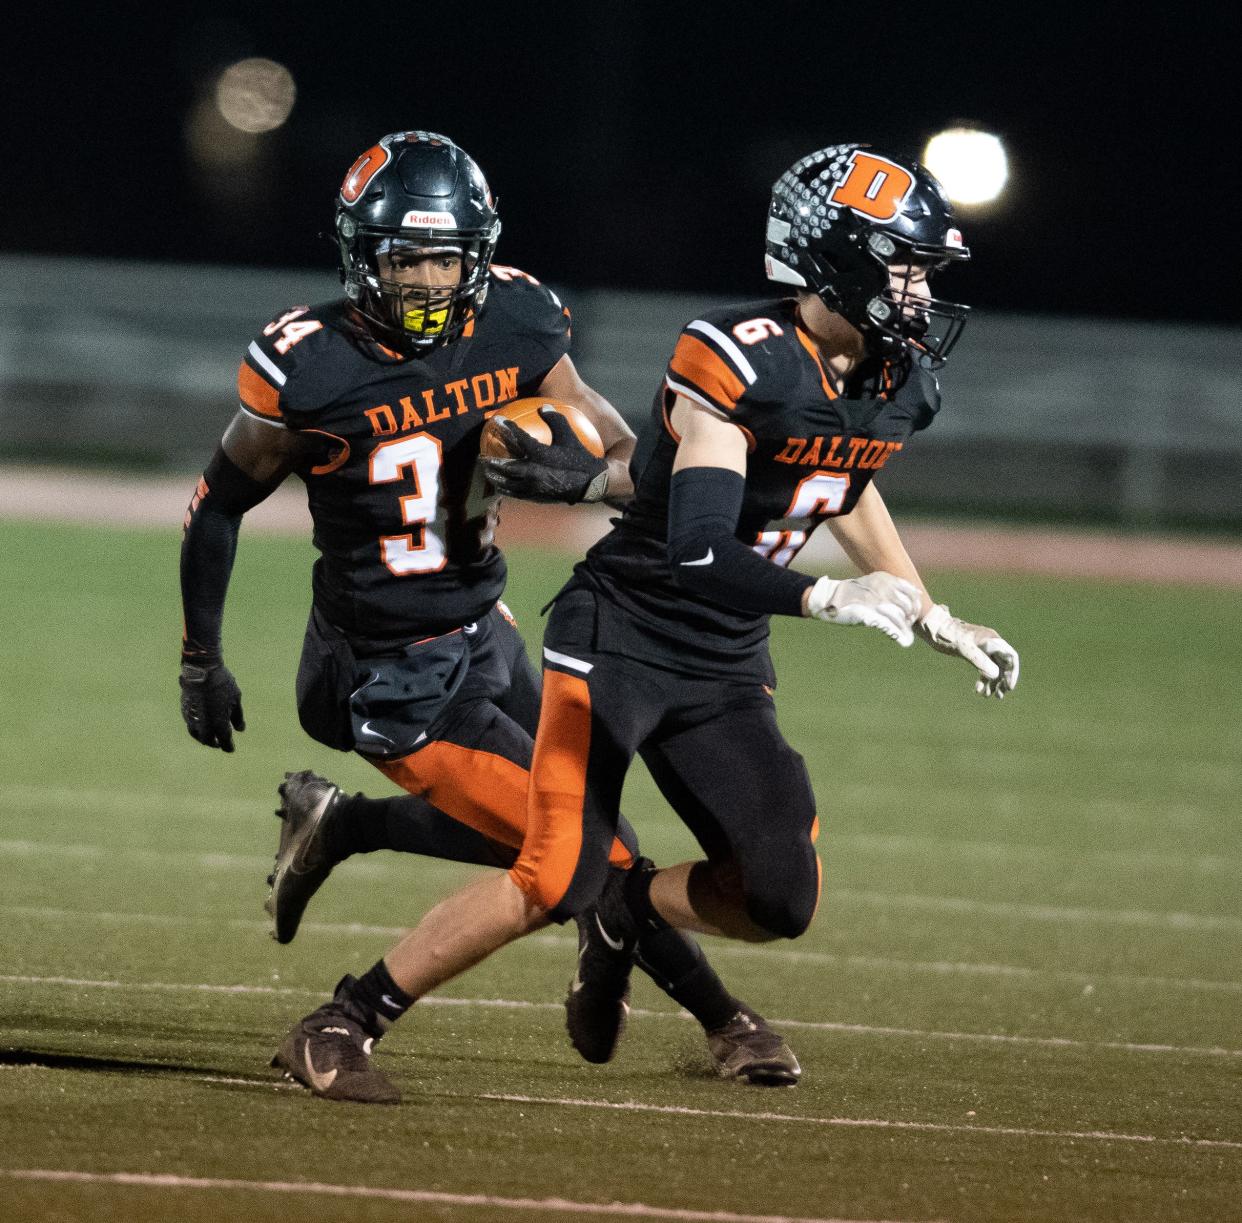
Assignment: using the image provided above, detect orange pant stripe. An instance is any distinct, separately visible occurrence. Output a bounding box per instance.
[373,723,632,884]
[375,742,529,849]
[511,668,603,908]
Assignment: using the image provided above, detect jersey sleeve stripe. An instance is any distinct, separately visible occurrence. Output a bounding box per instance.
[685,319,758,385]
[237,361,284,419]
[247,340,288,387]
[239,404,288,428]
[668,333,745,411]
[664,375,731,418]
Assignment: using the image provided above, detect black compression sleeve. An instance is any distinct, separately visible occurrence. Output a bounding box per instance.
[667,466,814,617]
[179,448,276,663]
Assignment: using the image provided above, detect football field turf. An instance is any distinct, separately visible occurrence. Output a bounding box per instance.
[1,518,1239,1223]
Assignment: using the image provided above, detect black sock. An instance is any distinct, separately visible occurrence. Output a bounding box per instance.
[332,793,515,867]
[341,960,416,1037]
[636,927,740,1032]
[625,863,740,1031]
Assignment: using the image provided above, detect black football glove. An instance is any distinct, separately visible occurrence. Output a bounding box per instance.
[179,660,245,752]
[482,407,609,504]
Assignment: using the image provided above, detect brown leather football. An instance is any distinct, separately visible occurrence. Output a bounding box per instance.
[479,397,605,459]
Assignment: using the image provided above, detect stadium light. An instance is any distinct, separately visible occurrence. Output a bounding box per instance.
[923,128,1008,207]
[215,58,296,134]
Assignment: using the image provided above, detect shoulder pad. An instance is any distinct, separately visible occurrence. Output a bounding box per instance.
[238,303,353,424]
[900,365,942,431]
[483,268,572,344]
[665,300,798,416]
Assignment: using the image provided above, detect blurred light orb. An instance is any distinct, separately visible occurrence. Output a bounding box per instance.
[923,128,1008,206]
[215,58,296,134]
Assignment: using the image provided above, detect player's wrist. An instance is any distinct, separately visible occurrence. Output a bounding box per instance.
[804,576,840,618]
[576,467,610,503]
[181,644,223,670]
[914,602,953,644]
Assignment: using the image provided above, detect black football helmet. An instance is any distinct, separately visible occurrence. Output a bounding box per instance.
[335,131,500,351]
[765,144,970,367]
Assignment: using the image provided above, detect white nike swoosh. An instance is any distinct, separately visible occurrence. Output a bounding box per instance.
[302,1041,338,1093]
[680,547,714,567]
[381,994,401,1011]
[595,912,626,952]
[357,721,394,743]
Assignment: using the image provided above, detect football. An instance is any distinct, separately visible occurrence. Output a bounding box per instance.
[479,397,605,460]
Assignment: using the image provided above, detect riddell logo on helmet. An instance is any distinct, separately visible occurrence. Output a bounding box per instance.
[945,228,965,248]
[402,211,457,227]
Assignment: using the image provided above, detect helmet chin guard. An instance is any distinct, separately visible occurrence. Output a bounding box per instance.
[765,144,970,368]
[335,131,501,353]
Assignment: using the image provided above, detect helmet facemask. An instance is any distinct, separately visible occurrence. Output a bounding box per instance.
[338,223,498,352]
[856,234,969,368]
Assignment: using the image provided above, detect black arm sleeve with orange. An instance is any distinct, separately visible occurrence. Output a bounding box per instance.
[180,447,277,663]
[666,466,813,617]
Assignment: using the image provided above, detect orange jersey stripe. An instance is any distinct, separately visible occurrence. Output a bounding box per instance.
[668,333,745,411]
[793,326,837,400]
[237,360,283,419]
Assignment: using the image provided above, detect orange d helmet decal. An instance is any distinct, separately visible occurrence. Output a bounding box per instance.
[828,151,915,222]
[340,141,391,205]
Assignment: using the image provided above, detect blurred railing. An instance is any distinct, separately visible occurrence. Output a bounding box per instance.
[2,254,1239,526]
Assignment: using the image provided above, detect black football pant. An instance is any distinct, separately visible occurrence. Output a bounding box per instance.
[297,601,637,868]
[513,587,821,938]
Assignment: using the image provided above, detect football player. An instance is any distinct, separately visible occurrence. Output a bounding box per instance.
[496,143,1021,1049]
[179,131,799,1103]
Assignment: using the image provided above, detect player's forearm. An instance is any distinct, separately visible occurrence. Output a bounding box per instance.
[181,497,241,662]
[826,482,931,614]
[179,447,278,661]
[667,466,813,616]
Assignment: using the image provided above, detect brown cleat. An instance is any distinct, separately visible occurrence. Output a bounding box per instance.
[271,980,400,1104]
[706,1007,802,1087]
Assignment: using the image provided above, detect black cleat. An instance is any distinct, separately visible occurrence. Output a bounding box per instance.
[271,977,400,1104]
[265,770,345,944]
[565,865,640,1064]
[706,1006,802,1087]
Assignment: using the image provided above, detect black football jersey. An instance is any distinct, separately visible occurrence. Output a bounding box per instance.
[582,297,940,675]
[237,267,571,642]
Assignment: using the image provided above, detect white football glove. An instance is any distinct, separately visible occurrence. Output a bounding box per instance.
[806,572,921,647]
[916,603,1020,698]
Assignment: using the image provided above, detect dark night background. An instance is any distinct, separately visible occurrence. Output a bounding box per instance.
[7,3,1238,325]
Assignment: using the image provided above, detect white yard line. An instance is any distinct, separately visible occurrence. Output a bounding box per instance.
[5,783,1238,875]
[4,904,1242,995]
[8,868,1241,936]
[0,784,263,820]
[482,1095,1242,1153]
[833,890,1242,933]
[834,832,1241,877]
[0,1169,897,1223]
[3,973,1240,1059]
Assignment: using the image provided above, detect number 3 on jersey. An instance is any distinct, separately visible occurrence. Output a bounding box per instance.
[370,434,447,574]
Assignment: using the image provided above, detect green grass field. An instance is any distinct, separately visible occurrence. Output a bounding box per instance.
[1,517,1240,1223]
